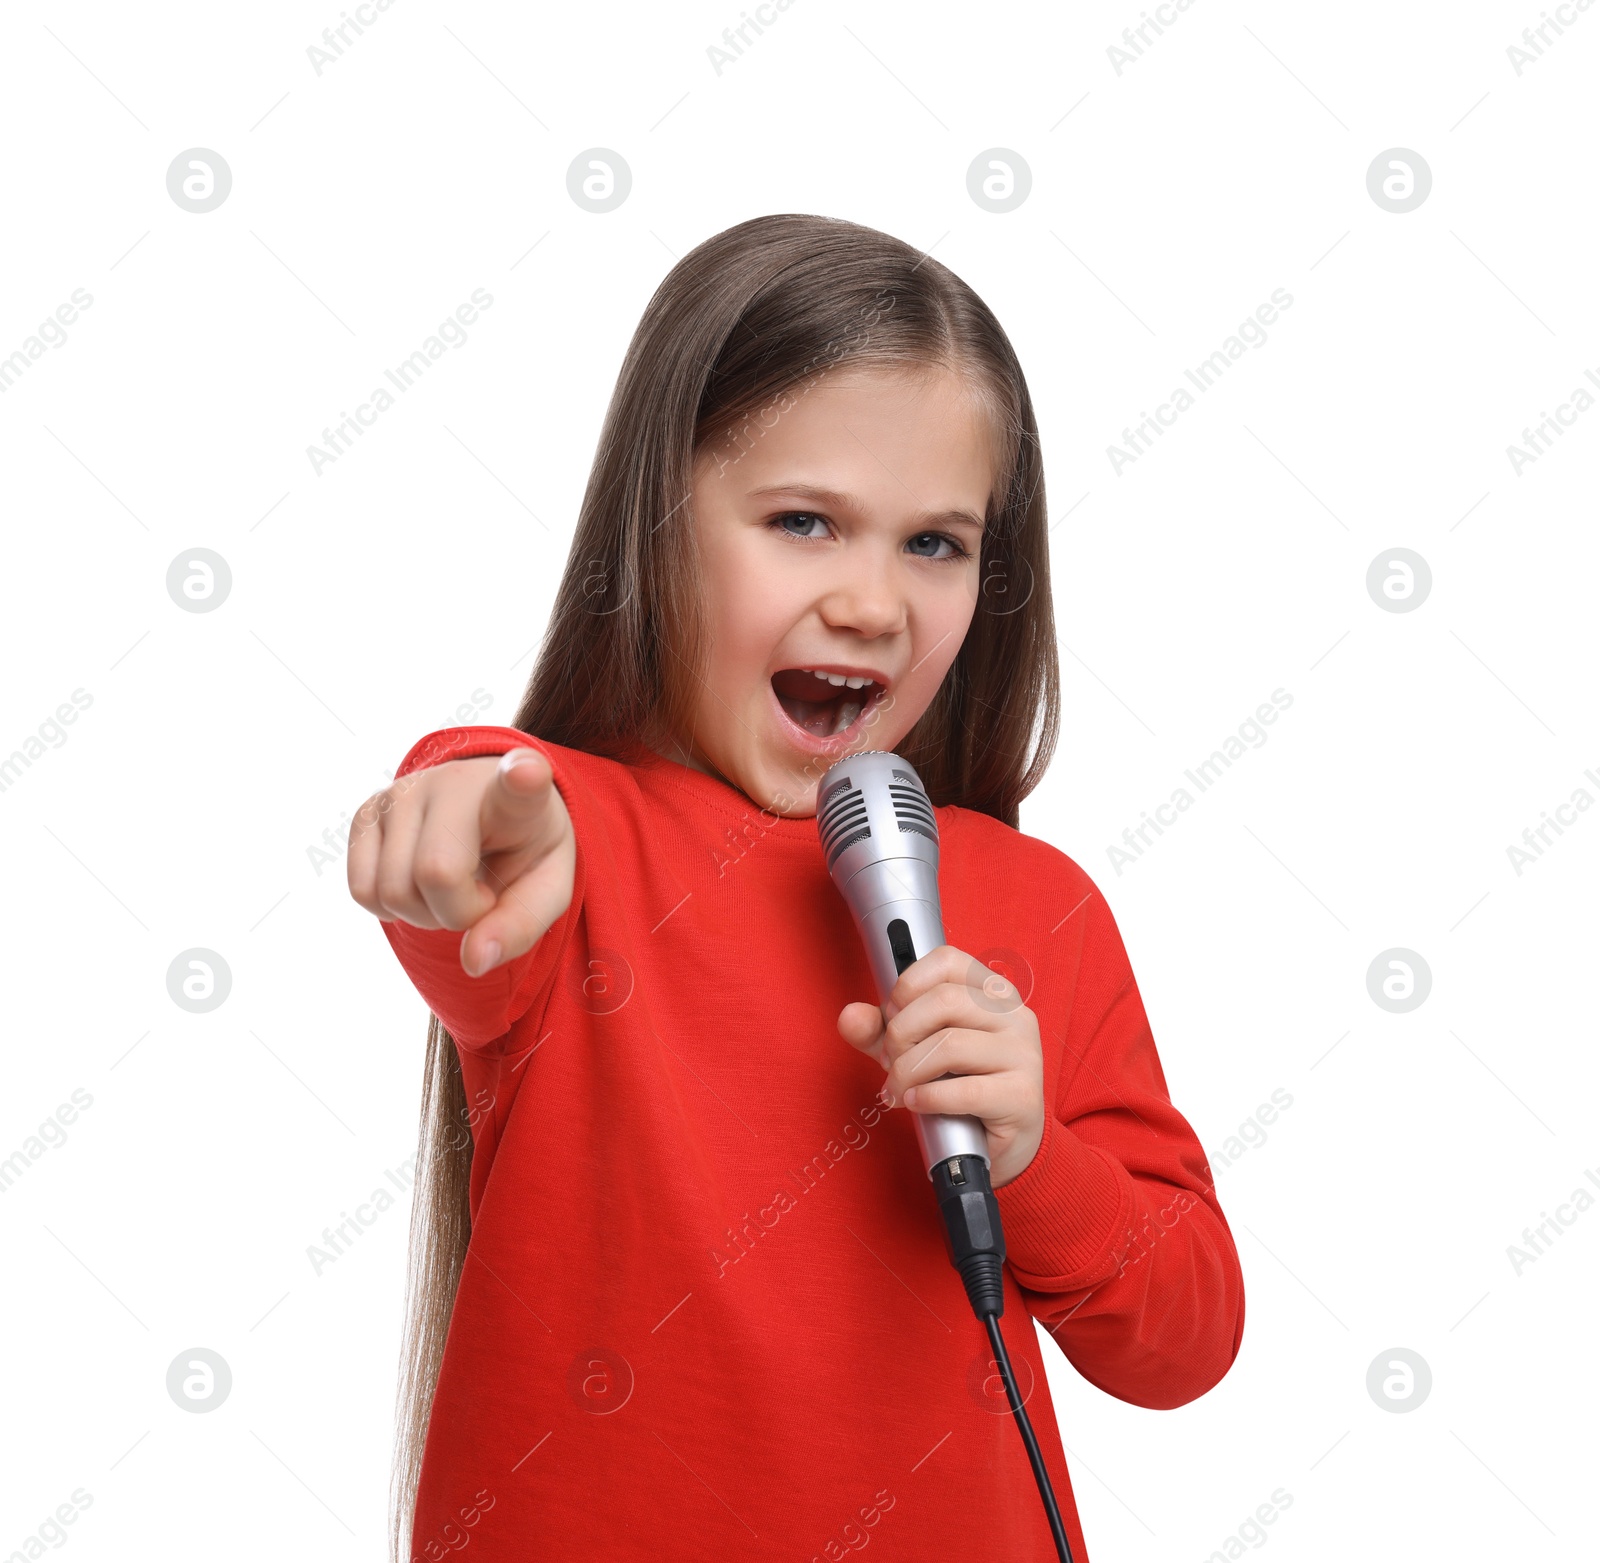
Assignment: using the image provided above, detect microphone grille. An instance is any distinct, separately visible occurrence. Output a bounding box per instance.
[816,753,938,871]
[889,773,937,842]
[817,773,870,870]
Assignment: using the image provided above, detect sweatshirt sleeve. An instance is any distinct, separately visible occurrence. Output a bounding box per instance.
[374,725,585,1054]
[992,879,1245,1410]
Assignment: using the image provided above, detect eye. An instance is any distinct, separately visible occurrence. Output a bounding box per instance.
[768,511,831,542]
[908,534,966,563]
[765,512,974,564]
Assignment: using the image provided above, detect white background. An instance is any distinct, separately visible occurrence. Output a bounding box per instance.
[1,1,1595,1559]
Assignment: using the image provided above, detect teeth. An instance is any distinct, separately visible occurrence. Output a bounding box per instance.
[832,698,863,734]
[803,669,873,689]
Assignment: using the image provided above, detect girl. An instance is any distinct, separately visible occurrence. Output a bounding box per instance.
[349,213,1244,1563]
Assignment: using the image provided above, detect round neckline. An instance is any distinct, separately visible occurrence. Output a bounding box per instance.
[618,736,830,844]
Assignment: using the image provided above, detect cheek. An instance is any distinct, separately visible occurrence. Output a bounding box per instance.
[701,542,793,690]
[950,573,982,632]
[914,576,979,671]
[879,583,972,735]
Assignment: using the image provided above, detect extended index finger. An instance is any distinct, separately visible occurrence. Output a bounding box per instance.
[479,747,563,855]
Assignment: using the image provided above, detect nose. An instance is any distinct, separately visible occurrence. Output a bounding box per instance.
[816,540,906,639]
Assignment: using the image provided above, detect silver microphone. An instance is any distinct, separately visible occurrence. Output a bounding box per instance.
[816,749,990,1176]
[817,753,1078,1561]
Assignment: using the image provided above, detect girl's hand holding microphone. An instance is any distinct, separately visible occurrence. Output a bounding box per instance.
[347,747,575,977]
[836,946,1047,1189]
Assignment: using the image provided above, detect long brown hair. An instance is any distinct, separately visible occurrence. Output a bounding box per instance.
[390,212,1060,1561]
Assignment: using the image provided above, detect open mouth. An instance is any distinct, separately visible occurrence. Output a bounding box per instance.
[770,667,887,742]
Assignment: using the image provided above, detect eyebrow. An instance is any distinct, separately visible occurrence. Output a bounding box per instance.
[745,482,985,533]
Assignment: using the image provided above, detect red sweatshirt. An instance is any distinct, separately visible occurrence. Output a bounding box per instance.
[380,725,1244,1563]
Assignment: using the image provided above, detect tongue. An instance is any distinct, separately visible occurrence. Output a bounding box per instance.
[771,669,865,738]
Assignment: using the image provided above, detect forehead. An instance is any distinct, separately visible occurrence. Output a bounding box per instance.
[696,362,1003,500]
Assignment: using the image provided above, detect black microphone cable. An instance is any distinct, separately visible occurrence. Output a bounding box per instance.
[933,1152,1076,1563]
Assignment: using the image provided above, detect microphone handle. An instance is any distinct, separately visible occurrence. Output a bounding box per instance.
[856,894,991,1176]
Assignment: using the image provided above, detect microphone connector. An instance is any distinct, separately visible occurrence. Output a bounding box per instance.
[932,1154,1006,1320]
